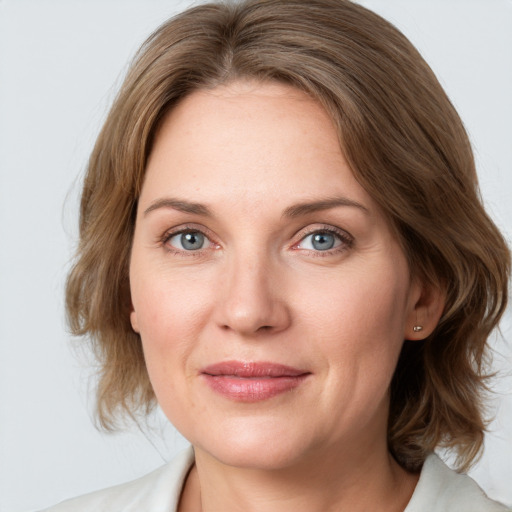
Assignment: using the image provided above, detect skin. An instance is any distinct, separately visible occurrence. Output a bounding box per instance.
[129,80,444,512]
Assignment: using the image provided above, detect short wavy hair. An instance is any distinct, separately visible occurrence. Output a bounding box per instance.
[66,0,510,472]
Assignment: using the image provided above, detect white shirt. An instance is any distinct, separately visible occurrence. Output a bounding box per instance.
[40,447,510,511]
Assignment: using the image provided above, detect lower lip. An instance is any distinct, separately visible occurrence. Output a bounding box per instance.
[202,374,309,402]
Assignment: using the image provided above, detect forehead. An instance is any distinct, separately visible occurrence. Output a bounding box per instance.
[141,80,373,213]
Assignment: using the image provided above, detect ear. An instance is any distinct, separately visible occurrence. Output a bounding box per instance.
[405,278,445,341]
[130,307,140,333]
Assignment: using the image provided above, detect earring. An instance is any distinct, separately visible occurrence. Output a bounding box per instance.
[412,310,423,333]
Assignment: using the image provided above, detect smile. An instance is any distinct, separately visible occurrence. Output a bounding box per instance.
[200,361,311,402]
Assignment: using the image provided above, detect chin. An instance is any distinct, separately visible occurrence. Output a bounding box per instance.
[192,416,317,471]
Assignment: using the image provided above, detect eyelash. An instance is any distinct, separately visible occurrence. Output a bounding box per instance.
[159,224,354,257]
[292,225,354,257]
[160,225,218,257]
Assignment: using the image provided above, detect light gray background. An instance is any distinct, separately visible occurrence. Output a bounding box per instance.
[0,1,510,511]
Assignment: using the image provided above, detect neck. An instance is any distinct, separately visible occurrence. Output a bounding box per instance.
[179,437,418,512]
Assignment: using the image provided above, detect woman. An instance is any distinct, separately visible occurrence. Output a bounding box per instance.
[43,0,510,510]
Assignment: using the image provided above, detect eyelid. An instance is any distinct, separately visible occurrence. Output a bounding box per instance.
[291,224,354,253]
[168,231,212,251]
[158,222,353,256]
[160,223,220,253]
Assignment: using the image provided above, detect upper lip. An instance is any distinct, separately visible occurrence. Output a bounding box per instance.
[201,361,309,378]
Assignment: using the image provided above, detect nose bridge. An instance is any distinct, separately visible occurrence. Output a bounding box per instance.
[217,243,289,335]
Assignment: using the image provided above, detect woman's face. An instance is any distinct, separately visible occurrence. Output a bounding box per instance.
[130,81,421,469]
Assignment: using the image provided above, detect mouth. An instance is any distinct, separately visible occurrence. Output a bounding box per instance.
[200,361,311,402]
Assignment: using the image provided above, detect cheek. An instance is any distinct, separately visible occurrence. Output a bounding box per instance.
[132,263,212,337]
[296,259,410,373]
[305,262,407,329]
[293,262,411,431]
[129,263,216,390]
[130,271,214,428]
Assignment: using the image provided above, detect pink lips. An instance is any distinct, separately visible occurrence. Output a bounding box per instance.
[201,361,310,402]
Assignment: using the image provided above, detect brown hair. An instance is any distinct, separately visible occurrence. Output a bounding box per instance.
[66,0,510,472]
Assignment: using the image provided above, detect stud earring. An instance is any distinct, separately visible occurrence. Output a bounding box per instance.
[413,325,423,332]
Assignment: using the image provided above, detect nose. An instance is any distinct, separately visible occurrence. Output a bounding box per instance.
[214,251,291,337]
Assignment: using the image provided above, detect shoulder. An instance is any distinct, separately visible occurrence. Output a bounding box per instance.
[39,447,194,512]
[405,453,510,512]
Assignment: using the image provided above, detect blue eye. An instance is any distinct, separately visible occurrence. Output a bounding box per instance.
[298,231,344,251]
[168,231,210,251]
[311,232,336,250]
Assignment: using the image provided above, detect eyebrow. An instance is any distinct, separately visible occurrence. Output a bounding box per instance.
[144,198,212,217]
[143,195,368,218]
[282,197,369,218]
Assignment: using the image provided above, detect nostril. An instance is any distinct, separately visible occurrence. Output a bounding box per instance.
[220,324,274,333]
